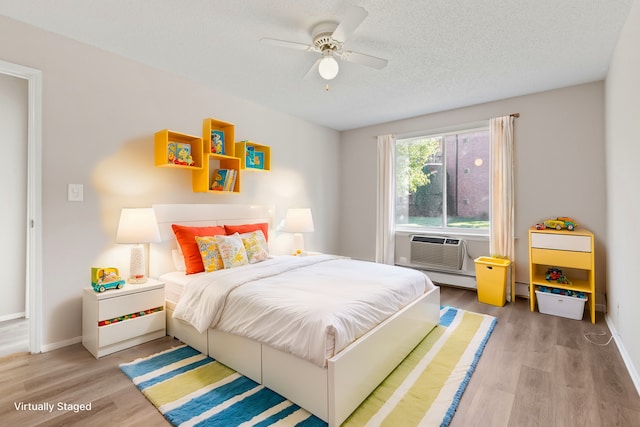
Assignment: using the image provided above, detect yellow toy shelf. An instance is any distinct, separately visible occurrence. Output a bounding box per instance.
[154,129,203,170]
[528,228,595,323]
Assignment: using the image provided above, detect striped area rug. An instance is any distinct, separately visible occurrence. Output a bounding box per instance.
[120,306,496,427]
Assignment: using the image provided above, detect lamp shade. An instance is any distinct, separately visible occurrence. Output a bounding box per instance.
[318,53,339,80]
[116,208,161,244]
[283,208,315,233]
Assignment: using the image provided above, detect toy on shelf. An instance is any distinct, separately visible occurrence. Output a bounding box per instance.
[98,307,163,327]
[533,217,578,231]
[538,286,586,299]
[168,142,195,166]
[91,267,125,293]
[545,267,572,285]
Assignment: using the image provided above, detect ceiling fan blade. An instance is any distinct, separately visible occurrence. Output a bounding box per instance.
[331,6,368,43]
[303,58,322,80]
[337,50,388,69]
[260,37,317,52]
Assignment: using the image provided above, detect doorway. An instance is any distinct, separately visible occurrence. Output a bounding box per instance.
[0,60,42,355]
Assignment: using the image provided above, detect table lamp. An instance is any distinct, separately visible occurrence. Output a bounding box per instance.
[116,208,161,284]
[283,208,315,254]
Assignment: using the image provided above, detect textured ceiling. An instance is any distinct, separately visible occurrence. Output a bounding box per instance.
[0,0,633,131]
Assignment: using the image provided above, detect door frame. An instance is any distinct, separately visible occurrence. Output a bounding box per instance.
[0,59,43,354]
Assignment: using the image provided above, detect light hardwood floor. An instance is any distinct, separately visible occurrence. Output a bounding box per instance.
[0,317,28,358]
[1,286,639,426]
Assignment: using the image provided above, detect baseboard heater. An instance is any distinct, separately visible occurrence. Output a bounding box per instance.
[410,235,464,271]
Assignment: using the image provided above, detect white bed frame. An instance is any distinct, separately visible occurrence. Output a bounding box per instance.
[151,204,440,427]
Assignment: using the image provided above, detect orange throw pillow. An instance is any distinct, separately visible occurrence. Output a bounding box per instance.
[172,224,226,274]
[224,223,269,241]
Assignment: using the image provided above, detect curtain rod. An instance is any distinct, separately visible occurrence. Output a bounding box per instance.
[510,113,520,118]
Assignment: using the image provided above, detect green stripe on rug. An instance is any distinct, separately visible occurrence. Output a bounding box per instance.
[120,306,496,427]
[342,326,447,425]
[343,310,487,426]
[380,312,485,426]
[144,361,237,408]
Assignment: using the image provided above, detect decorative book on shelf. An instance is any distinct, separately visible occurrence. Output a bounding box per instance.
[211,130,225,155]
[235,140,271,171]
[211,169,237,192]
[245,146,265,169]
[203,118,234,156]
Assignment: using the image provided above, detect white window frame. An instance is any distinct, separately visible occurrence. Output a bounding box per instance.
[394,122,490,237]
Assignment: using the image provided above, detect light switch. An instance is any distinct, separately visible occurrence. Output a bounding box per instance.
[68,184,84,202]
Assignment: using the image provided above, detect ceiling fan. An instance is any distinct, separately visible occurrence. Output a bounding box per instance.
[261,6,388,81]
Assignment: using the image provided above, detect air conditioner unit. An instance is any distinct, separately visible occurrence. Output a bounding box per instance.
[410,235,464,271]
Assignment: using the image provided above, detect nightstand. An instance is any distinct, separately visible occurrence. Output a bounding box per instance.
[82,279,166,358]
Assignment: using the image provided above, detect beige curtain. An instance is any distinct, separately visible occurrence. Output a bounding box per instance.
[489,116,515,301]
[376,134,395,264]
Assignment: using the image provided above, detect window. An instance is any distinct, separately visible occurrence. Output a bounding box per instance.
[395,127,490,233]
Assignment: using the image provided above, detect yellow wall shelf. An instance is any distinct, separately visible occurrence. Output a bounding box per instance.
[155,118,272,193]
[203,118,235,156]
[192,155,241,193]
[154,129,203,170]
[192,118,241,193]
[235,140,271,171]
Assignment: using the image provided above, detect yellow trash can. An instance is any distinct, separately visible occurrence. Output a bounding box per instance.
[474,256,511,306]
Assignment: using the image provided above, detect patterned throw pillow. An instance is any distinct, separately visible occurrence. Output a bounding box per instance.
[171,224,226,274]
[214,233,249,269]
[240,230,269,264]
[194,236,224,272]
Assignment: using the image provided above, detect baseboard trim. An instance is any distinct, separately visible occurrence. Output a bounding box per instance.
[0,312,26,322]
[41,336,81,353]
[605,314,640,397]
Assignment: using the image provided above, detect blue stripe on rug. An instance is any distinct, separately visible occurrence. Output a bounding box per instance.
[293,416,328,427]
[440,314,497,427]
[194,387,289,426]
[439,306,458,327]
[165,375,261,425]
[120,345,201,379]
[252,401,301,427]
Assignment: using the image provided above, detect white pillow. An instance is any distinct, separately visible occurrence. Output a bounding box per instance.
[214,233,249,269]
[171,249,186,272]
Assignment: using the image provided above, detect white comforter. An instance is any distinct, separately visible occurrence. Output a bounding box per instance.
[173,255,432,367]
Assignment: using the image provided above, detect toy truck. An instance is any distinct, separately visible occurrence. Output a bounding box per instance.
[91,267,125,292]
[542,217,578,231]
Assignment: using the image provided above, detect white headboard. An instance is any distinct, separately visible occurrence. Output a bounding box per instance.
[150,204,275,278]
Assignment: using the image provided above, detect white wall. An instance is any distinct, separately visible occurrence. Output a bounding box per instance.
[0,16,341,349]
[339,82,607,298]
[605,0,640,388]
[0,72,27,319]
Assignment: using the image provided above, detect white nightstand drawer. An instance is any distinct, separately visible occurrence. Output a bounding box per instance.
[531,233,591,252]
[83,279,166,358]
[98,288,164,321]
[99,311,165,347]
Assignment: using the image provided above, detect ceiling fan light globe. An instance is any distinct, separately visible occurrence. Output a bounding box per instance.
[318,56,339,80]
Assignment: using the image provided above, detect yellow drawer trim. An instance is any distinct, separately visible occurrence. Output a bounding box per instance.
[531,248,592,269]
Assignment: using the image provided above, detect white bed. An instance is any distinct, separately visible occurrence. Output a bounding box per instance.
[150,204,440,427]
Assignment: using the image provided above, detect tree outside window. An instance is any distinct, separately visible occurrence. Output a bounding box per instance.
[395,128,489,232]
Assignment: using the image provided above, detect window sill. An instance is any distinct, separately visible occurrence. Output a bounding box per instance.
[394,228,489,241]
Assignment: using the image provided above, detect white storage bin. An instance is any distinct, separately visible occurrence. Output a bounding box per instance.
[535,290,587,320]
